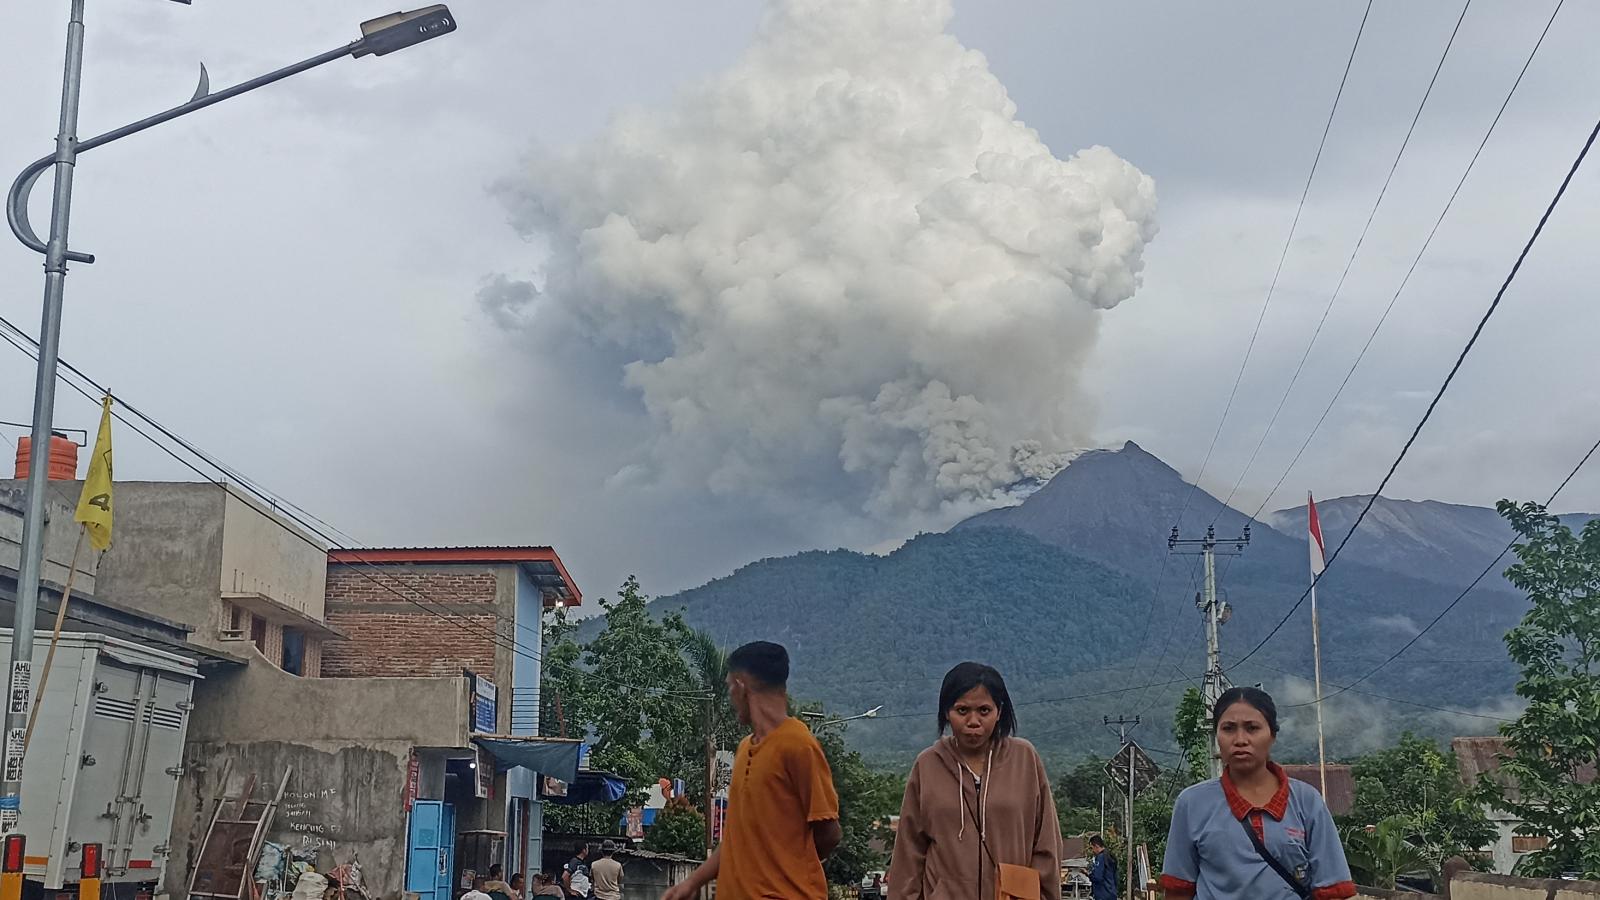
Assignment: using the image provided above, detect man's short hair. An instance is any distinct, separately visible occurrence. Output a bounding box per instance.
[1089,834,1106,848]
[728,641,789,689]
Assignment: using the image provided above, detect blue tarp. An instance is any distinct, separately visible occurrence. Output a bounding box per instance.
[473,737,582,783]
[544,770,628,806]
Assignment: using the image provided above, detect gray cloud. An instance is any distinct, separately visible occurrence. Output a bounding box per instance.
[3,0,1598,604]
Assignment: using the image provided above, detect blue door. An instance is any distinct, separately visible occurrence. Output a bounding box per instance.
[407,801,457,900]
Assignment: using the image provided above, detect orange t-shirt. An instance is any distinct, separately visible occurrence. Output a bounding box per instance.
[719,717,840,899]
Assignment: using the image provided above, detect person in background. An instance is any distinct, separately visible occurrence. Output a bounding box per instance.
[1160,687,1355,900]
[483,864,515,900]
[890,661,1061,900]
[1087,835,1117,900]
[661,641,842,900]
[508,874,525,900]
[564,844,595,900]
[530,874,565,898]
[591,840,624,900]
[461,877,493,900]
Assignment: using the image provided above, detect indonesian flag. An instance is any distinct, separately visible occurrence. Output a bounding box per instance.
[1308,492,1327,577]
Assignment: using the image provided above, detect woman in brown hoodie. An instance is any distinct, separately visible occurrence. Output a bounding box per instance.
[890,662,1061,900]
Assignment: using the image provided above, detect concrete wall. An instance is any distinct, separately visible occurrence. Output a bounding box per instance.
[172,650,477,900]
[219,492,328,619]
[90,483,228,639]
[172,739,414,900]
[1354,874,1600,900]
[1450,872,1600,900]
[510,568,542,737]
[188,645,470,747]
[0,480,100,591]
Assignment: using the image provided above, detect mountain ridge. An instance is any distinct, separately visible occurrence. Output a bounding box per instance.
[613,442,1553,766]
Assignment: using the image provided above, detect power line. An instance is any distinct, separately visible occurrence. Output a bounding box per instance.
[0,314,711,702]
[1284,430,1600,709]
[1247,661,1513,723]
[1215,0,1474,518]
[1176,0,1374,527]
[863,676,1197,722]
[1234,107,1600,670]
[1249,0,1567,520]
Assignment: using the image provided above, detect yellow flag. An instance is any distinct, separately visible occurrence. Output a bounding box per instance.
[75,396,114,551]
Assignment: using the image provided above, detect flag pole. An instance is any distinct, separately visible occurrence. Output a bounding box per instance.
[1311,573,1328,797]
[1307,492,1328,797]
[22,525,84,751]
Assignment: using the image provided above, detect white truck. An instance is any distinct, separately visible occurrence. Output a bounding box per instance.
[0,629,199,893]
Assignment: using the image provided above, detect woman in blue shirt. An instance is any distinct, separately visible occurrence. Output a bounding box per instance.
[1160,687,1355,900]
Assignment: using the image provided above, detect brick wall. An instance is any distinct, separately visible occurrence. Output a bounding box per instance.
[320,566,501,678]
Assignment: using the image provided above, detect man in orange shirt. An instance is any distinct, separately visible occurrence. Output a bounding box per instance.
[663,642,841,900]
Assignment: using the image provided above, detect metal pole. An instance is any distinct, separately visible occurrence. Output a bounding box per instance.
[1126,738,1135,897]
[703,698,715,861]
[1202,538,1222,780]
[1310,582,1328,797]
[2,0,88,834]
[1099,785,1104,836]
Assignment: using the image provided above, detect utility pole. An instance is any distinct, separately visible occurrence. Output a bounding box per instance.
[703,697,716,862]
[1170,524,1249,778]
[1104,715,1139,895]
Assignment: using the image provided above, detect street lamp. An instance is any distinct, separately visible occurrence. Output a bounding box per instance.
[1,1,457,834]
[801,706,883,728]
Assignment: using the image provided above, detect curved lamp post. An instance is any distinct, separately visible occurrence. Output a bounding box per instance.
[1,2,457,834]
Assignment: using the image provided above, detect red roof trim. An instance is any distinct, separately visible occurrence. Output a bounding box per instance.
[327,547,582,606]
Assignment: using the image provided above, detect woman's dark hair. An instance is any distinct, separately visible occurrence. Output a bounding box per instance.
[1212,686,1279,735]
[937,662,1017,739]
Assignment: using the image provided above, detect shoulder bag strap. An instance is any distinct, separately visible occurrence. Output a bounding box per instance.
[1238,813,1311,899]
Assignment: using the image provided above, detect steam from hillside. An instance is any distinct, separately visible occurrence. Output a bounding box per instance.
[485,0,1158,527]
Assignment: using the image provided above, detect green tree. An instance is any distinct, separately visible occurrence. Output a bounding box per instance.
[1054,757,1112,836]
[1342,816,1437,889]
[808,714,902,886]
[644,803,707,858]
[1173,688,1210,784]
[683,628,741,813]
[1479,502,1600,879]
[539,577,706,834]
[1347,733,1493,870]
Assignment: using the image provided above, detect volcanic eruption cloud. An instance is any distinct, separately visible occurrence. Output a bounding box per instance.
[486,0,1158,529]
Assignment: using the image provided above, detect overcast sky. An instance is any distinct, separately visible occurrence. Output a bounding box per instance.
[3,0,1598,604]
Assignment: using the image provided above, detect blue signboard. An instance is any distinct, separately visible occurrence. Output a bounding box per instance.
[474,675,497,733]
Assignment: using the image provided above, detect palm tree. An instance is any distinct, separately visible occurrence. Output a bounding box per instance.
[1343,815,1438,890]
[682,629,739,856]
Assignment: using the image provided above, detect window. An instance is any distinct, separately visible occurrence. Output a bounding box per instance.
[282,629,306,676]
[1512,836,1548,853]
[251,615,266,652]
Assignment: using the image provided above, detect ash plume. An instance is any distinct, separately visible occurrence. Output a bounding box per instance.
[485,0,1158,529]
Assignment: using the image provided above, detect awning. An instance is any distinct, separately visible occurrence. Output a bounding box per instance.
[472,736,582,783]
[544,770,627,806]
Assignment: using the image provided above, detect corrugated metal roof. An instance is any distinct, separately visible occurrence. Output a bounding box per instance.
[1454,736,1597,803]
[1281,764,1355,816]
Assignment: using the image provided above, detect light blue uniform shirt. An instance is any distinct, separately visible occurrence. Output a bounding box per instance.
[1160,762,1354,900]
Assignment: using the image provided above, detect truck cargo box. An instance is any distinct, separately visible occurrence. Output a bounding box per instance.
[1,629,199,890]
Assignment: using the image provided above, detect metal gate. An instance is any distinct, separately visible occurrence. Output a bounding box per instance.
[405,801,455,900]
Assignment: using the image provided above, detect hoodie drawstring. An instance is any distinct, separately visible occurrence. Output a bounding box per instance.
[955,741,994,844]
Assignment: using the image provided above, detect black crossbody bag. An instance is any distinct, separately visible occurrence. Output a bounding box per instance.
[1238,814,1312,899]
